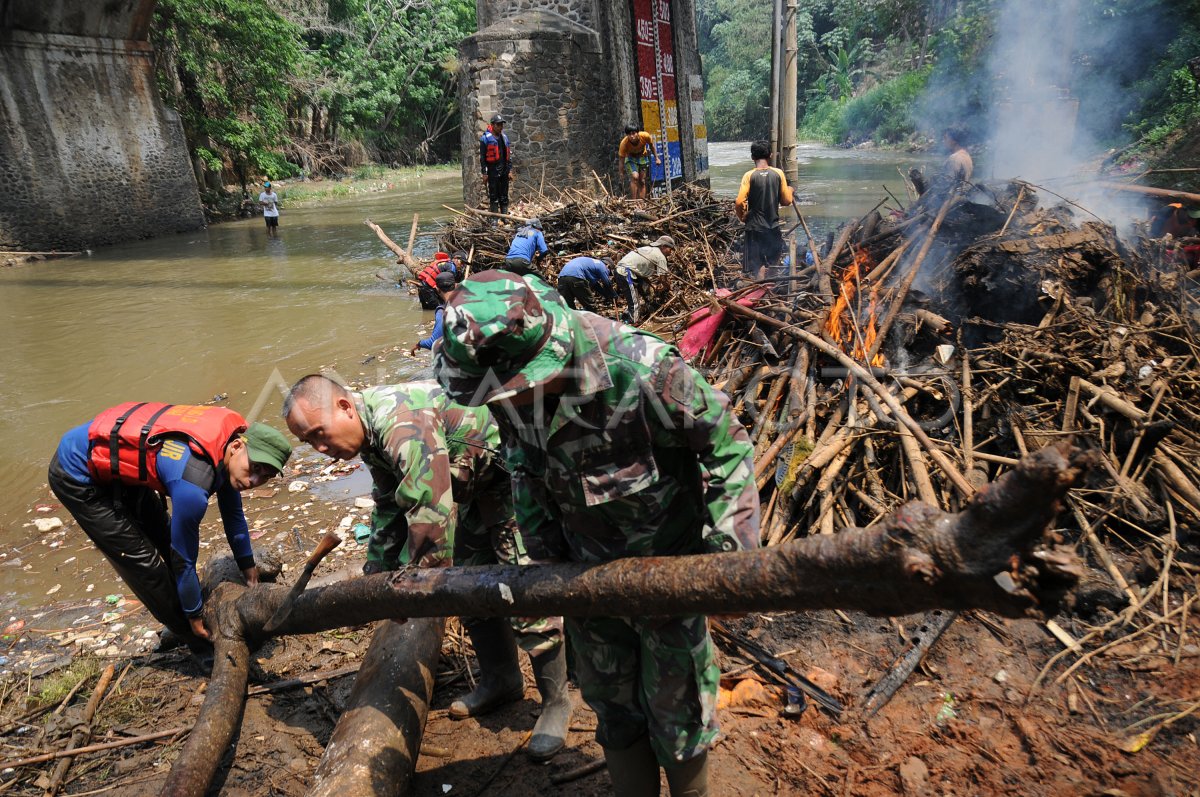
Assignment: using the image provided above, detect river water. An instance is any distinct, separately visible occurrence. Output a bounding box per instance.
[0,141,926,608]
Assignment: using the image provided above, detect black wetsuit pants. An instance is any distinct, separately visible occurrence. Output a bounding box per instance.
[486,168,510,215]
[48,453,206,651]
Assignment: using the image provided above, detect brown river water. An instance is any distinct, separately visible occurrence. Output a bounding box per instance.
[0,142,928,611]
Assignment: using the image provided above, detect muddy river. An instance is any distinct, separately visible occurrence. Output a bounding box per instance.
[0,142,928,610]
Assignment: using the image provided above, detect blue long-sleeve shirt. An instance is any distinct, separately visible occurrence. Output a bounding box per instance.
[417,306,445,350]
[55,423,254,617]
[559,256,614,290]
[506,227,548,262]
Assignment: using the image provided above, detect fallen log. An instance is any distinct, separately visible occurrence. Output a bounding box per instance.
[233,445,1089,637]
[162,587,251,797]
[307,618,444,797]
[168,446,1089,797]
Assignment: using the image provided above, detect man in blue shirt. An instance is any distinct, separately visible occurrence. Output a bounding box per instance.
[408,272,458,356]
[556,256,616,312]
[504,218,548,276]
[48,404,291,663]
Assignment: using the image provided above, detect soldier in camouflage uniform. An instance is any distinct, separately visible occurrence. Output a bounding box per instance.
[433,271,760,797]
[281,375,572,760]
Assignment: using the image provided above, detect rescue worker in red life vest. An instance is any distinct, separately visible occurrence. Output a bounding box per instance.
[47,404,292,665]
[416,251,465,310]
[480,114,514,216]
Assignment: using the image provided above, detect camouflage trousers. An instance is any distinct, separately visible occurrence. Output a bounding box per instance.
[454,472,563,655]
[565,613,719,764]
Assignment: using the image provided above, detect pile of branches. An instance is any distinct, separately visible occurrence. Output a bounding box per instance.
[437,184,745,321]
[682,180,1199,702]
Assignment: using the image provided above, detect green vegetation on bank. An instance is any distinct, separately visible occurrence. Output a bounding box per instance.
[152,0,475,192]
[699,0,1200,158]
[274,163,458,207]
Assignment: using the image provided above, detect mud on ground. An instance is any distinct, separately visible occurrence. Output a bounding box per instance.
[0,452,1195,796]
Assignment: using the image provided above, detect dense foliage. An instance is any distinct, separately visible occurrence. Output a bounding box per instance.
[699,0,1200,155]
[152,0,475,189]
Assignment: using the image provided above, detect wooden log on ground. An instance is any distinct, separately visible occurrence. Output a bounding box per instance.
[161,587,251,797]
[307,618,444,797]
[231,445,1091,637]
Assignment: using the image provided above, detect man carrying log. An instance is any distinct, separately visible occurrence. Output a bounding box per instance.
[281,376,573,761]
[434,271,759,797]
[48,405,292,666]
[734,141,794,280]
[615,235,674,324]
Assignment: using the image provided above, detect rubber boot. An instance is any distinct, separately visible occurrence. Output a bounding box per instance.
[664,751,709,797]
[526,645,575,761]
[603,735,660,797]
[449,618,524,719]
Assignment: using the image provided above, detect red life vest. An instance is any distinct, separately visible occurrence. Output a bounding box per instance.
[86,402,247,492]
[417,262,444,289]
[482,127,510,165]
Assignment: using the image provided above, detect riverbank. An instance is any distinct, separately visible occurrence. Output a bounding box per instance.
[200,163,461,223]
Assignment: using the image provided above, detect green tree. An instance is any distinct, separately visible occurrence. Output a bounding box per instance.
[153,0,302,190]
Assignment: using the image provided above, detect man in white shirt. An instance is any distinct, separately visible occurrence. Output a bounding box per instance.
[614,235,674,324]
[258,181,281,238]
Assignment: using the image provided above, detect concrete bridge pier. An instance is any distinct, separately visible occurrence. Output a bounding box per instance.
[1,1,204,252]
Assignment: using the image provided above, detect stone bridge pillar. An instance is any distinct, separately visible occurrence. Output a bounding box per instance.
[0,1,204,251]
[460,0,709,208]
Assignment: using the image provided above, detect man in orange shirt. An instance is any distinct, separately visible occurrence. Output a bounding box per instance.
[735,141,794,280]
[618,125,661,200]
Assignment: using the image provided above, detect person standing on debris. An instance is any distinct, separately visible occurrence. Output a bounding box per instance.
[480,114,514,216]
[941,126,973,185]
[735,141,795,280]
[415,252,461,310]
[434,271,760,797]
[1150,203,1200,239]
[282,375,573,760]
[504,218,549,276]
[259,181,281,238]
[48,405,292,664]
[615,235,674,324]
[556,255,616,312]
[618,124,661,200]
[409,272,459,355]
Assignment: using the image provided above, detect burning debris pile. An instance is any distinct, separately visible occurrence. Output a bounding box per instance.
[672,183,1198,708]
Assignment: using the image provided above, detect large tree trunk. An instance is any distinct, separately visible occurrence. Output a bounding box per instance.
[307,618,444,797]
[169,444,1090,797]
[238,445,1089,641]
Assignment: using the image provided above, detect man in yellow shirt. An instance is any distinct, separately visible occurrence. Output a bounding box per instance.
[735,141,794,280]
[618,125,661,200]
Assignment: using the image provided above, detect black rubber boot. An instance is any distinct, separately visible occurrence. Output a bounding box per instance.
[664,751,709,797]
[526,645,575,761]
[449,618,524,719]
[603,735,661,796]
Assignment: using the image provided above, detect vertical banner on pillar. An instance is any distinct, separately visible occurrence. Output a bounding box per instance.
[689,73,709,180]
[632,0,682,187]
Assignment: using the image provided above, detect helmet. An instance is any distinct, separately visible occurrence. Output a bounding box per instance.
[528,218,542,230]
[490,114,506,125]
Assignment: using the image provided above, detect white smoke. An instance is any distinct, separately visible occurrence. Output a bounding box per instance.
[985,0,1086,182]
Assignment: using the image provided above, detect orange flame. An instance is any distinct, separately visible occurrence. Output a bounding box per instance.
[824,248,886,367]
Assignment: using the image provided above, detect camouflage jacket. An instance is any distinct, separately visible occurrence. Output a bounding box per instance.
[492,314,760,563]
[354,382,501,568]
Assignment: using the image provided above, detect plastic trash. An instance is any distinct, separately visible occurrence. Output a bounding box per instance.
[353,523,372,543]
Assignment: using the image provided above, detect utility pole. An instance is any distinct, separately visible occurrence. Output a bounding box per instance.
[769,0,782,166]
[780,0,798,186]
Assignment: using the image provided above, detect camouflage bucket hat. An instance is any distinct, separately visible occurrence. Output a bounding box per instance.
[435,271,576,405]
